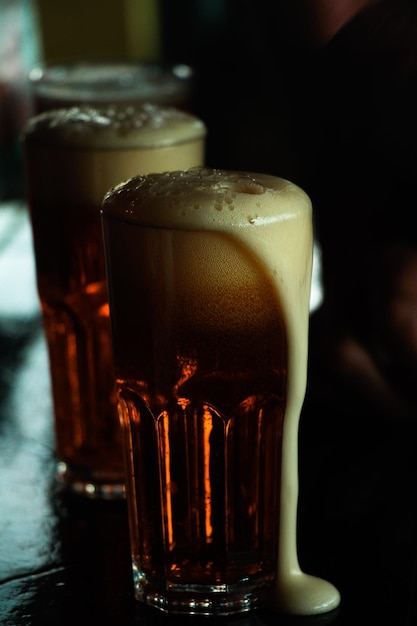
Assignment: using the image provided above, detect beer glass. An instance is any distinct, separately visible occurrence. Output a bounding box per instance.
[101,168,340,613]
[29,61,194,114]
[23,104,206,498]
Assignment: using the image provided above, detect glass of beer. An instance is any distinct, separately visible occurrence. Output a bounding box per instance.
[28,61,194,114]
[23,104,206,498]
[101,168,340,613]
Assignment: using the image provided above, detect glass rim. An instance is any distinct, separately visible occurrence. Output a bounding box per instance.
[28,59,195,103]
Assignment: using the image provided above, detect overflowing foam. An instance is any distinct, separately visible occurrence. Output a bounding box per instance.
[103,167,312,354]
[24,103,206,150]
[102,167,341,615]
[103,168,310,230]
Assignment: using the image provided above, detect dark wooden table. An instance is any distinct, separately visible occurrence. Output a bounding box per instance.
[0,202,415,625]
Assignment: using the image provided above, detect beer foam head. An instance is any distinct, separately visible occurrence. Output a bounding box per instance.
[23,103,206,150]
[102,167,311,229]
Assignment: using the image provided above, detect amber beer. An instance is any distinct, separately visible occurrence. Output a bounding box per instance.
[102,168,340,613]
[23,105,206,498]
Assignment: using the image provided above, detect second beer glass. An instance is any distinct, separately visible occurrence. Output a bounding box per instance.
[101,168,340,614]
[23,104,206,498]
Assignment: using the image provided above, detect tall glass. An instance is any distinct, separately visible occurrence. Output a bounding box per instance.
[23,104,206,498]
[101,168,340,613]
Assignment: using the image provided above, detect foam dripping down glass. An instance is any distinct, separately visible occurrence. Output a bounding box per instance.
[101,167,341,614]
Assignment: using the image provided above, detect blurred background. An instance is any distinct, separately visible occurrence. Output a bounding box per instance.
[0,0,310,201]
[1,0,161,200]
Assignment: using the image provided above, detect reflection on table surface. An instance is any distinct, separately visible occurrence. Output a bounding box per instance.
[0,202,416,625]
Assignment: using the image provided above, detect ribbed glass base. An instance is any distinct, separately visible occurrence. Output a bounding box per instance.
[132,562,269,616]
